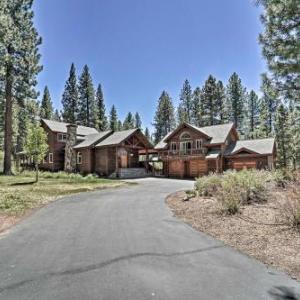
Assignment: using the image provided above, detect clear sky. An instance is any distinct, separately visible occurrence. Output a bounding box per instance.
[33,0,265,130]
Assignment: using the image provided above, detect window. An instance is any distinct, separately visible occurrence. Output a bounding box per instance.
[195,139,203,149]
[43,155,47,163]
[49,153,53,163]
[77,152,82,164]
[170,142,177,151]
[57,133,67,142]
[180,141,192,154]
[180,132,191,140]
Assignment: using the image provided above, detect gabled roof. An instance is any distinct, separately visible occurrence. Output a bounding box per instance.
[154,122,236,149]
[41,119,98,136]
[73,131,112,149]
[205,149,221,159]
[95,128,143,147]
[224,138,275,156]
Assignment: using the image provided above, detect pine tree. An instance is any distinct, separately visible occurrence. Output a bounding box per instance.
[259,0,300,102]
[275,104,290,168]
[123,112,135,130]
[227,72,245,131]
[15,104,29,153]
[153,91,176,144]
[191,87,204,127]
[201,75,218,126]
[288,102,300,169]
[135,112,142,128]
[215,80,227,123]
[77,65,96,127]
[95,84,108,131]
[61,63,78,123]
[0,89,4,149]
[0,0,42,175]
[247,90,260,139]
[260,73,279,136]
[144,127,151,141]
[256,98,269,138]
[109,105,118,131]
[177,79,193,123]
[40,86,53,119]
[53,109,61,121]
[117,120,123,131]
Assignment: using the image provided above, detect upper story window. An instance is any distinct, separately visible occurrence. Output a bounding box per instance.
[57,133,67,142]
[180,132,191,140]
[170,142,177,151]
[77,152,82,164]
[195,139,203,149]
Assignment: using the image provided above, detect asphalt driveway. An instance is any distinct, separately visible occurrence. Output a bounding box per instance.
[0,177,299,300]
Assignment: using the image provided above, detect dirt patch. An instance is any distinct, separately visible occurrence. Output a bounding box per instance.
[166,190,300,281]
[0,214,21,234]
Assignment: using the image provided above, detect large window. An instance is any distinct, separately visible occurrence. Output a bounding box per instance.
[57,133,67,142]
[180,132,191,140]
[180,141,192,154]
[77,152,82,164]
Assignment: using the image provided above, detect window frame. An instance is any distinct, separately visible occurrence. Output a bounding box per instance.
[49,153,53,164]
[77,152,83,165]
[57,133,67,142]
[195,139,203,149]
[170,142,177,151]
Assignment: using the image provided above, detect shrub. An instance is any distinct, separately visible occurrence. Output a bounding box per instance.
[282,187,300,230]
[0,193,32,214]
[195,173,222,196]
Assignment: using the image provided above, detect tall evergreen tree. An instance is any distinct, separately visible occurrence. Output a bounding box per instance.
[177,79,193,123]
[77,65,96,127]
[260,73,279,136]
[259,0,300,102]
[275,104,290,168]
[226,72,245,131]
[191,87,204,127]
[40,86,53,119]
[123,112,135,130]
[215,80,227,123]
[288,102,300,169]
[109,105,118,131]
[15,104,29,153]
[61,63,78,123]
[153,91,176,144]
[134,112,142,128]
[247,90,260,139]
[0,0,42,175]
[95,84,108,131]
[257,98,269,138]
[201,75,218,126]
[144,127,151,141]
[53,109,61,121]
[0,88,4,149]
[117,120,123,131]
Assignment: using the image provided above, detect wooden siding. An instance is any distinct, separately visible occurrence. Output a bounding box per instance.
[225,156,268,170]
[76,148,95,174]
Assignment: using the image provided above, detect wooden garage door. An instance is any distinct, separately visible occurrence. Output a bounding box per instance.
[233,161,256,171]
[169,160,184,177]
[189,159,208,177]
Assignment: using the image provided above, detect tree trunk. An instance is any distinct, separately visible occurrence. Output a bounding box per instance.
[35,160,39,183]
[3,64,14,175]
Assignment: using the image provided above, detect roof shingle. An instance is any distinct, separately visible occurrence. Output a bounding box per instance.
[95,129,138,147]
[73,131,112,149]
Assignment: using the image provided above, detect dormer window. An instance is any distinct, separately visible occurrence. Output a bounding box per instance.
[57,133,67,142]
[195,139,203,149]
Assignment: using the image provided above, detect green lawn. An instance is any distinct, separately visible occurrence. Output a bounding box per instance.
[0,171,126,215]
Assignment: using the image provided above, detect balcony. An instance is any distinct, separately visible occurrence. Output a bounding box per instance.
[159,148,207,159]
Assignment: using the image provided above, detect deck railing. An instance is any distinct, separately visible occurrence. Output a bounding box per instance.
[159,148,206,158]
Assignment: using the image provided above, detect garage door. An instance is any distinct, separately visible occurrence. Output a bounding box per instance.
[233,161,256,170]
[168,160,184,177]
[189,160,208,177]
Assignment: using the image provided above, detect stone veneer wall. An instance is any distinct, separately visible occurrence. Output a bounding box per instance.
[64,124,77,172]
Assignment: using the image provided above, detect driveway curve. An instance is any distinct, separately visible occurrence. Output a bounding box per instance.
[0,178,299,300]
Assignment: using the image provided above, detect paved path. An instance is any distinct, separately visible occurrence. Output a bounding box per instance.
[0,178,299,300]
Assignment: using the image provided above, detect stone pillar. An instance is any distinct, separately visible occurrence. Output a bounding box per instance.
[64,124,77,173]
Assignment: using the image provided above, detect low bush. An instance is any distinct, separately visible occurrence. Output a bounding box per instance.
[195,169,272,214]
[0,193,32,214]
[282,186,300,230]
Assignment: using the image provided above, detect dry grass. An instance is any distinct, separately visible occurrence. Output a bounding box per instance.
[0,172,127,233]
[166,185,300,281]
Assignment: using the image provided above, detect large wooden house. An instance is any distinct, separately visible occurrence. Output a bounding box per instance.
[153,122,276,178]
[38,119,152,178]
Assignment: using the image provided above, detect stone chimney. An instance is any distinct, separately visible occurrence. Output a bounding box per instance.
[64,124,77,173]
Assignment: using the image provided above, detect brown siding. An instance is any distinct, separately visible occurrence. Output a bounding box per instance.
[189,159,208,177]
[76,148,95,174]
[168,160,184,178]
[95,147,117,176]
[225,156,268,170]
[40,123,65,171]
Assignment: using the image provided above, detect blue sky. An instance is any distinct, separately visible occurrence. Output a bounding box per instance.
[34,0,265,130]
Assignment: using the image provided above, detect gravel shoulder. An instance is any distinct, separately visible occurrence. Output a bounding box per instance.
[166,189,300,281]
